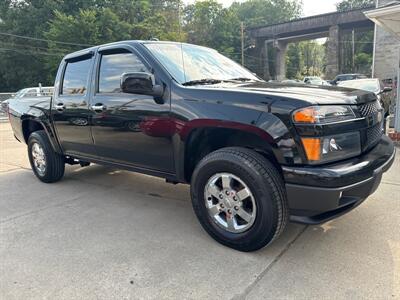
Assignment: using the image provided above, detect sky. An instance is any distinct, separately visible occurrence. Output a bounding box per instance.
[182,0,338,17]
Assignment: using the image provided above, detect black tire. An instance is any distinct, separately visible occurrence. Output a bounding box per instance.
[191,147,288,252]
[28,130,65,183]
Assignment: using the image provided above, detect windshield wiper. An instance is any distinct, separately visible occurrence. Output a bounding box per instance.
[182,79,222,86]
[229,77,258,82]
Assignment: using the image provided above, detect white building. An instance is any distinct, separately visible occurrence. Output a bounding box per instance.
[365,0,400,133]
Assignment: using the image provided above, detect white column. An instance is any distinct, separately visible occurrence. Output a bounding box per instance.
[395,50,400,132]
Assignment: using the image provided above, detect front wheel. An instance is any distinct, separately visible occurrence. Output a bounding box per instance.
[191,147,288,252]
[28,130,65,183]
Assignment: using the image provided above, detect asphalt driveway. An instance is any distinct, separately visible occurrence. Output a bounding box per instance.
[0,122,399,299]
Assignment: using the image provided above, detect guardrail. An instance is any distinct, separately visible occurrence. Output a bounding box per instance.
[0,93,14,102]
[0,93,13,119]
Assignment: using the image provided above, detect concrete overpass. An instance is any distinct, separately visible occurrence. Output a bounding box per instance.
[247,7,375,80]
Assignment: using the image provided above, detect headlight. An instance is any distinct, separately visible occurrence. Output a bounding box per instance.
[301,132,361,163]
[293,106,356,124]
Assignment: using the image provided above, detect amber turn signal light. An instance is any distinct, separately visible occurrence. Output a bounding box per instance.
[293,107,316,123]
[301,138,321,161]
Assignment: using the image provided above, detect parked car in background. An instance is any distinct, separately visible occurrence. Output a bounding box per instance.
[7,40,395,252]
[303,76,331,86]
[338,79,392,116]
[331,73,367,85]
[1,86,54,112]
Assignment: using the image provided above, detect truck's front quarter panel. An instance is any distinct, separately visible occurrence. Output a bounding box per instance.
[170,86,284,181]
[256,98,310,165]
[267,96,396,224]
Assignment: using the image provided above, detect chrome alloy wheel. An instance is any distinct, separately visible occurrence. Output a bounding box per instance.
[204,173,257,233]
[31,142,46,176]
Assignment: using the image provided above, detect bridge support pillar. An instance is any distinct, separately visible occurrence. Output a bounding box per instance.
[254,39,271,80]
[274,40,288,81]
[326,25,340,79]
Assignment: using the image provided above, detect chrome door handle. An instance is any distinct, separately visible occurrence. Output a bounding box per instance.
[55,103,65,111]
[91,104,106,111]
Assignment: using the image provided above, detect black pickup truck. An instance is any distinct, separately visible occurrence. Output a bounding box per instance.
[8,41,395,252]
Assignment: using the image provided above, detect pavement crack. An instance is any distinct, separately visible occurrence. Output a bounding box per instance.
[381,180,400,187]
[232,225,308,300]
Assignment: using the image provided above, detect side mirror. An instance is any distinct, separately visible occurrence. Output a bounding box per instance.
[380,86,392,94]
[121,72,163,97]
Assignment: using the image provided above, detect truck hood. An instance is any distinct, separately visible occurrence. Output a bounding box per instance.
[207,81,377,105]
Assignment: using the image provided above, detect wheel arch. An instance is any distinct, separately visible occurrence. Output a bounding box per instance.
[21,117,62,154]
[182,125,281,183]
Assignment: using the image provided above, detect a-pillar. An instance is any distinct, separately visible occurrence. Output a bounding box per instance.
[326,25,340,79]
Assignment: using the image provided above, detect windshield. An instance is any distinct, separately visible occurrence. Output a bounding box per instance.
[144,43,259,84]
[339,80,380,93]
[14,89,26,98]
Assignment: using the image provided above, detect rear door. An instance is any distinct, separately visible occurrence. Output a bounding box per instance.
[52,52,95,157]
[89,45,174,173]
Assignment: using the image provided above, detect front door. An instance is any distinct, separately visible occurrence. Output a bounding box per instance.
[51,53,95,157]
[90,47,174,173]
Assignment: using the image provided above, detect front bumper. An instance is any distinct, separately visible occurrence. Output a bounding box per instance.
[283,135,395,224]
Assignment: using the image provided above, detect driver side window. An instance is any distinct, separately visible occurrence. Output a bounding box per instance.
[98,51,148,94]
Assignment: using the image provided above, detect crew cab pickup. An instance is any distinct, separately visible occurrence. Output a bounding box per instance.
[8,41,395,252]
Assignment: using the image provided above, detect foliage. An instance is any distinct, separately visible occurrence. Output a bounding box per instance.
[0,0,374,91]
[286,41,326,79]
[0,0,185,91]
[339,28,373,75]
[336,0,375,12]
[183,0,302,71]
[229,0,303,27]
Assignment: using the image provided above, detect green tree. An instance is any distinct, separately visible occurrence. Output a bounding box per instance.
[0,0,303,91]
[0,0,72,91]
[230,0,302,27]
[44,8,133,76]
[183,0,302,72]
[285,41,326,79]
[184,0,224,46]
[0,0,185,92]
[336,0,375,11]
[286,43,302,79]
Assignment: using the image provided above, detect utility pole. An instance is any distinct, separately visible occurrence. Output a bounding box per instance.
[241,22,244,66]
[178,3,182,41]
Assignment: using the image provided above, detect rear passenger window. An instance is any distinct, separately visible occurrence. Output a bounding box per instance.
[62,58,92,95]
[98,52,148,93]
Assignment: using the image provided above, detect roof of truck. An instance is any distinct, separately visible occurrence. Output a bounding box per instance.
[63,40,214,61]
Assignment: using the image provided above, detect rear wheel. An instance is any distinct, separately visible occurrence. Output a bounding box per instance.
[191,147,288,252]
[28,130,65,183]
